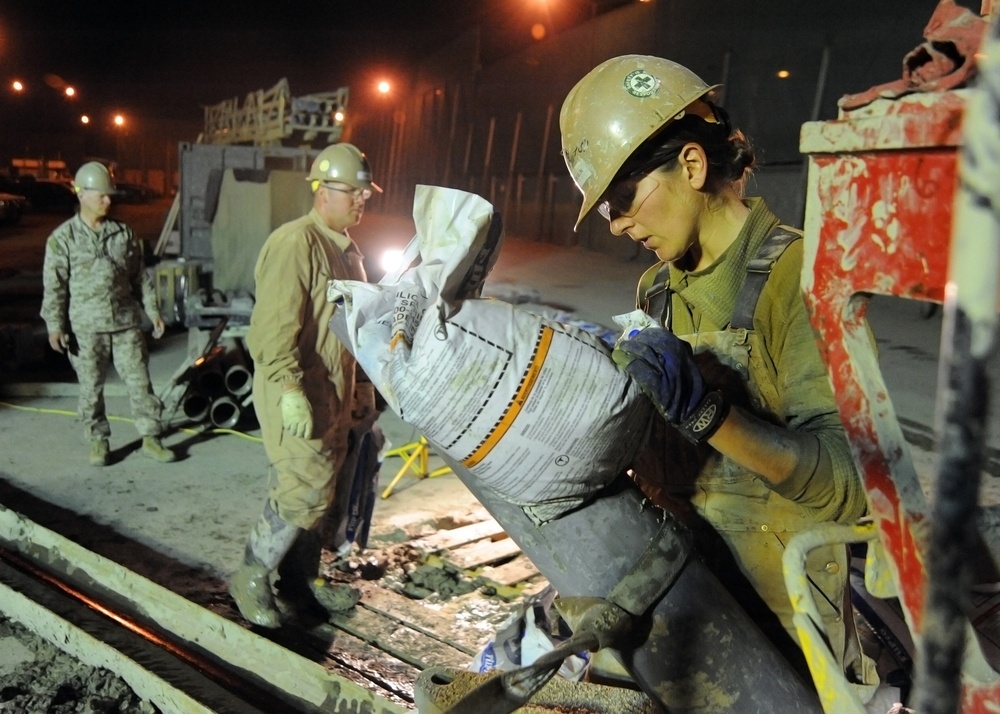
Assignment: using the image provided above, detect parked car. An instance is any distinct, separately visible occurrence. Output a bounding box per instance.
[0,191,29,225]
[115,182,157,204]
[17,179,77,213]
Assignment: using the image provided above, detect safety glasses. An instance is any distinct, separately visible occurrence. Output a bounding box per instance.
[597,173,660,222]
[322,183,373,201]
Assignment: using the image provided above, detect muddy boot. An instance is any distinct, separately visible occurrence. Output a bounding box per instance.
[89,439,110,467]
[142,436,176,463]
[275,528,330,623]
[229,502,299,628]
[276,529,361,623]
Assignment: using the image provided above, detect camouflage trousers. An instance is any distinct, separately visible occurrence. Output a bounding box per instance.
[68,328,163,441]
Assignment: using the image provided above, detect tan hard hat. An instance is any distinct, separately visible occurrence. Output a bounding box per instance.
[306,143,382,193]
[73,161,115,194]
[560,55,720,230]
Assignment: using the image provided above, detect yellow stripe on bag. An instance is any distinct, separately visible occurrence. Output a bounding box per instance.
[462,326,554,468]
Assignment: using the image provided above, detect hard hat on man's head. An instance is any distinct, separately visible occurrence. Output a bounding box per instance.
[559,55,721,230]
[307,143,383,193]
[73,161,115,195]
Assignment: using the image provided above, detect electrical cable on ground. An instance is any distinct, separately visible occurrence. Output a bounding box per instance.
[0,401,263,443]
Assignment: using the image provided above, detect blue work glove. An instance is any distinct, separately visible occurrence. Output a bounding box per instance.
[613,328,727,444]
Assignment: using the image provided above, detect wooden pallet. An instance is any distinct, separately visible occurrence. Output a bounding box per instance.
[317,515,546,705]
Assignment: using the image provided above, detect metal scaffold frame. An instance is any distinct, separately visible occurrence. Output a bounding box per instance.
[203,77,349,148]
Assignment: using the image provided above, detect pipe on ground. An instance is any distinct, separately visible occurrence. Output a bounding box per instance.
[181,392,210,423]
[209,396,241,429]
[224,364,252,398]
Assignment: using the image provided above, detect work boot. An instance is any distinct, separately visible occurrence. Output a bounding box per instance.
[275,528,327,622]
[142,436,176,463]
[229,502,299,628]
[228,560,281,628]
[276,528,360,623]
[88,439,110,467]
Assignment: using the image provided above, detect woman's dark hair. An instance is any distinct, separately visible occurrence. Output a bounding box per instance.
[617,102,756,194]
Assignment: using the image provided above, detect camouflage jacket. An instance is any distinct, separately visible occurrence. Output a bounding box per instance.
[40,213,159,334]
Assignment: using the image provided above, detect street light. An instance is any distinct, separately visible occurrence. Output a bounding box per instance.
[377,80,391,95]
[112,114,128,163]
[533,0,597,20]
[11,79,24,92]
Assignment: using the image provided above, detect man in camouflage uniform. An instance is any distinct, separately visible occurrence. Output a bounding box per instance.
[41,161,175,466]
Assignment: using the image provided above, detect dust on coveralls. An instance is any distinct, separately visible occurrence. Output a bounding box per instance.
[247,208,366,530]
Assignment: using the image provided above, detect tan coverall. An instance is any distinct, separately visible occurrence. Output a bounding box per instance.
[247,208,366,530]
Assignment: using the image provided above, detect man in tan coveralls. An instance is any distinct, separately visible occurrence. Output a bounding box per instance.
[229,143,380,627]
[41,162,176,466]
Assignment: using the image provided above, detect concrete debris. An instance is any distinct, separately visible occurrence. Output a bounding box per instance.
[0,614,158,713]
[401,560,478,600]
[312,581,362,613]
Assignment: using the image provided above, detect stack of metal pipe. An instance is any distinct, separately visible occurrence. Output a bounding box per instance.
[179,348,254,429]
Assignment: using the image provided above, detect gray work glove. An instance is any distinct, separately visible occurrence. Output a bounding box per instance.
[280,387,314,439]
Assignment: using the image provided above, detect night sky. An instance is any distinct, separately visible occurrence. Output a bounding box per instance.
[1,1,614,129]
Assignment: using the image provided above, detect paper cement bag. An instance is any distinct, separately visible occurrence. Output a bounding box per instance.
[328,185,653,523]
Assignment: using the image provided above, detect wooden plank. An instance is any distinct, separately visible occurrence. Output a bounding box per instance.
[315,626,420,704]
[354,582,484,655]
[444,536,522,569]
[328,605,470,671]
[414,519,505,551]
[478,554,540,587]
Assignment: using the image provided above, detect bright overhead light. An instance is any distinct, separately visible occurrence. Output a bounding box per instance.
[12,80,24,92]
[377,80,391,95]
[80,115,90,124]
[380,249,406,274]
[776,69,791,79]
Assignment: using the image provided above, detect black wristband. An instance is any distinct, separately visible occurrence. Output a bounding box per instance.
[678,391,728,444]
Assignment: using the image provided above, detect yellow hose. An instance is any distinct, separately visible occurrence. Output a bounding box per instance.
[0,400,263,443]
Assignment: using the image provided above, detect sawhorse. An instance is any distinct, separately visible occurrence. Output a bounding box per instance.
[380,436,452,499]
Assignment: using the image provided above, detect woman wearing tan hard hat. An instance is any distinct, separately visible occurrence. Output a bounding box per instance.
[561,55,882,701]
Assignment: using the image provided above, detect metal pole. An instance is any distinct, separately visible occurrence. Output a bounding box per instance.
[716,51,731,106]
[482,116,496,192]
[538,102,555,181]
[462,122,474,191]
[443,85,460,186]
[796,45,832,224]
[503,111,522,220]
[913,12,1000,714]
[809,46,832,122]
